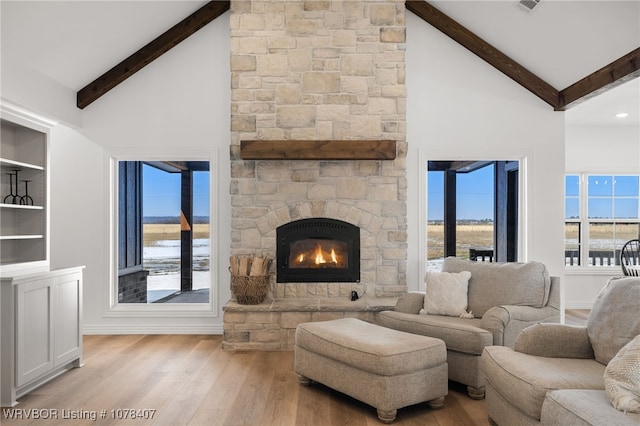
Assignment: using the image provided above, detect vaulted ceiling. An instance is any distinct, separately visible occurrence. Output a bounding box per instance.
[2,0,638,126]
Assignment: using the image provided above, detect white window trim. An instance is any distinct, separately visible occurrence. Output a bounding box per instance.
[418,149,530,281]
[104,149,219,318]
[565,172,640,271]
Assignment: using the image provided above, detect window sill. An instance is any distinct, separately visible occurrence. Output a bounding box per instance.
[564,267,624,276]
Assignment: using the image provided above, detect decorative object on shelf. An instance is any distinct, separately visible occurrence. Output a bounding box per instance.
[19,180,33,206]
[229,255,272,304]
[3,170,20,204]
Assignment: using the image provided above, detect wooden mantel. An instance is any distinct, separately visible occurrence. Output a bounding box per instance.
[240,140,396,160]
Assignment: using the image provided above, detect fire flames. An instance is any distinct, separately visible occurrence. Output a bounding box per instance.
[290,240,347,268]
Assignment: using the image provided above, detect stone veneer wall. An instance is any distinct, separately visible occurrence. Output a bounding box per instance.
[229,0,407,298]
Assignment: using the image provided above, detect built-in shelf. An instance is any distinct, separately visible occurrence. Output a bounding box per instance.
[0,157,44,171]
[240,140,397,160]
[0,235,44,241]
[1,203,44,210]
[1,113,49,270]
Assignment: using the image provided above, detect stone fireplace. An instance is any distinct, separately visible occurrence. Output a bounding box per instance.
[224,0,407,349]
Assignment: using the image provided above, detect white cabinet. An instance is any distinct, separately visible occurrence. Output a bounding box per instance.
[1,266,84,407]
[0,107,50,272]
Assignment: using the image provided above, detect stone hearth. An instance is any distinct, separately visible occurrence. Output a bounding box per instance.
[222,297,396,350]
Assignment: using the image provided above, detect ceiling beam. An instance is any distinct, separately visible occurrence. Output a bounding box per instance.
[76,1,230,109]
[406,0,560,109]
[557,48,640,111]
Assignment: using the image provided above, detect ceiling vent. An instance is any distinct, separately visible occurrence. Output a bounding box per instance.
[517,0,541,13]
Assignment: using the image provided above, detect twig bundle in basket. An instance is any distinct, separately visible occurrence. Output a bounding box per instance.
[230,255,272,304]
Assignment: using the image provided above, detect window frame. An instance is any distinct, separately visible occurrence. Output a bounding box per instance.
[420,152,528,278]
[105,150,219,317]
[565,173,640,270]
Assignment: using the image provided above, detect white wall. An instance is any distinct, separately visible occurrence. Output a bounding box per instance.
[563,125,640,308]
[48,124,106,323]
[566,126,640,173]
[0,66,82,128]
[0,0,81,127]
[405,14,566,303]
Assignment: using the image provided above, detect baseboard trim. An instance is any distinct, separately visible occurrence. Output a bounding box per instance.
[564,301,594,310]
[83,323,223,335]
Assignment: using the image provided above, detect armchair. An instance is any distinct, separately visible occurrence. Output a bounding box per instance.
[481,276,640,425]
[375,257,560,399]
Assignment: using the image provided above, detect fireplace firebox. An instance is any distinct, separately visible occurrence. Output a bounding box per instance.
[276,218,360,283]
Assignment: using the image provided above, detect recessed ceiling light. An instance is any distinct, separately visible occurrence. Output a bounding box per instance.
[616,112,629,118]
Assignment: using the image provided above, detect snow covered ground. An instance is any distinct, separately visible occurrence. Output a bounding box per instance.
[144,238,210,303]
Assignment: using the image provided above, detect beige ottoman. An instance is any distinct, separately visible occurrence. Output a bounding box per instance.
[294,318,448,423]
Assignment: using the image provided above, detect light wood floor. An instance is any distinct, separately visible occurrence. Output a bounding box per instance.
[565,309,590,326]
[2,311,589,426]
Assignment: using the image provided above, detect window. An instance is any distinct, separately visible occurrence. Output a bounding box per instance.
[565,174,640,267]
[427,160,519,270]
[117,160,211,304]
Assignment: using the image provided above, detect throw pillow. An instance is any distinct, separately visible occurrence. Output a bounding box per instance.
[604,333,640,414]
[424,271,473,318]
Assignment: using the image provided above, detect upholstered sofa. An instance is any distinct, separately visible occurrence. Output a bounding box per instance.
[481,276,640,425]
[375,257,560,399]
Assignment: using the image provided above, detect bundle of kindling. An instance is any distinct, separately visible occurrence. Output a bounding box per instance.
[229,255,272,277]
